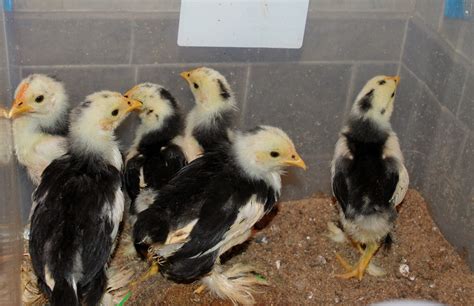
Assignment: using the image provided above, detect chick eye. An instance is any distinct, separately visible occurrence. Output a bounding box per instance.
[270,151,280,158]
[193,83,199,89]
[35,95,44,103]
[111,109,119,116]
[391,92,395,98]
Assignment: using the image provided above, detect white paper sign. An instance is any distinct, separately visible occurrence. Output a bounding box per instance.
[178,0,309,49]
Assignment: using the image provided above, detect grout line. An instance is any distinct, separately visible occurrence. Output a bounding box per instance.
[19,60,400,70]
[239,65,251,128]
[128,20,135,65]
[397,18,410,76]
[342,64,358,123]
[133,66,138,84]
[455,69,470,117]
[2,12,12,98]
[402,63,456,117]
[436,0,446,32]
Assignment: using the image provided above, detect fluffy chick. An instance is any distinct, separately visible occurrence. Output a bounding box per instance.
[29,91,141,306]
[133,126,306,304]
[175,67,238,161]
[9,74,69,186]
[331,75,409,280]
[124,83,186,215]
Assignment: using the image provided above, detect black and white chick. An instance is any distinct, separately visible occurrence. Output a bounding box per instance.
[133,126,306,304]
[9,74,69,186]
[330,75,409,280]
[29,91,142,306]
[175,67,238,161]
[124,83,186,215]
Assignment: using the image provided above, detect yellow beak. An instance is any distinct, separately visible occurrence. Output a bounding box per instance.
[386,75,400,84]
[9,82,32,119]
[284,152,307,170]
[180,71,191,81]
[9,101,33,119]
[124,98,143,113]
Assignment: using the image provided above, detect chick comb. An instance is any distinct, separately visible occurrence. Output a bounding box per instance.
[15,82,29,101]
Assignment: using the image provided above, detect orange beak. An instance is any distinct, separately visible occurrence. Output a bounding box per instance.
[180,71,191,81]
[386,75,400,84]
[122,96,142,113]
[284,151,307,170]
[9,83,33,119]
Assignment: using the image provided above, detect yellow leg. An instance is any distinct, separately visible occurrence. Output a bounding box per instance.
[335,253,353,272]
[194,284,206,294]
[335,242,379,281]
[129,261,159,290]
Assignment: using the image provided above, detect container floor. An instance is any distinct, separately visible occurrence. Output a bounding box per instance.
[128,190,473,305]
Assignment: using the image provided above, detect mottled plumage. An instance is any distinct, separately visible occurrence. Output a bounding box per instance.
[331,75,408,280]
[29,91,141,305]
[134,126,306,304]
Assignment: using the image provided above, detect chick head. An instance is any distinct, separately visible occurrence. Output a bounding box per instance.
[235,126,306,179]
[124,83,178,131]
[9,74,68,121]
[180,67,235,111]
[71,91,142,133]
[352,75,400,125]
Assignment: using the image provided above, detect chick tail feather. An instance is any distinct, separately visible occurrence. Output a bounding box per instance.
[201,264,268,305]
[50,278,79,306]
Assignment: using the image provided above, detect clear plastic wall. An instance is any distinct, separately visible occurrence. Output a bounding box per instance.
[0,0,473,302]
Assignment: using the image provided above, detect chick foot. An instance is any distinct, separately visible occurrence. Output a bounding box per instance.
[335,242,379,281]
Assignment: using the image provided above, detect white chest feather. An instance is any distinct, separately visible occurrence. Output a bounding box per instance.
[13,119,67,184]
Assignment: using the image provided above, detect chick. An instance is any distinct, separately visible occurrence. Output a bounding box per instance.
[330,75,409,280]
[175,67,238,161]
[133,126,306,304]
[9,74,69,186]
[124,83,186,214]
[28,91,141,305]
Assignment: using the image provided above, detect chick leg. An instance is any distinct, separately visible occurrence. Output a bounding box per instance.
[336,242,379,281]
[128,256,159,291]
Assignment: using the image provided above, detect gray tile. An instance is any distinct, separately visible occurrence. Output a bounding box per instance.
[391,65,423,149]
[415,0,443,30]
[453,133,474,207]
[132,16,301,64]
[309,0,416,13]
[136,65,248,115]
[403,20,468,114]
[21,66,135,106]
[421,108,467,197]
[13,0,63,11]
[13,15,132,65]
[422,173,474,269]
[403,85,442,188]
[459,19,474,62]
[458,67,474,131]
[439,18,465,49]
[302,17,406,61]
[280,155,332,200]
[0,20,6,68]
[61,0,180,12]
[0,69,10,107]
[425,132,474,268]
[244,63,352,160]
